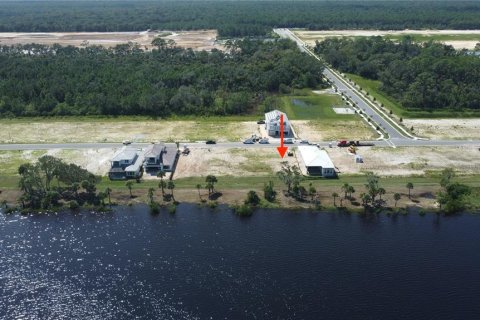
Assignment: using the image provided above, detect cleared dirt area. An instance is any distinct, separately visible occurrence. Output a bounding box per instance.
[0,30,223,51]
[0,120,259,144]
[295,29,480,50]
[402,119,480,140]
[291,120,377,142]
[329,146,480,176]
[175,147,298,178]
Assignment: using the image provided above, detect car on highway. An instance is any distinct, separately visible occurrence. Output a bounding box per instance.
[257,120,265,124]
[300,139,309,144]
[284,138,294,144]
[122,140,132,145]
[243,139,255,144]
[259,138,269,144]
[205,140,216,144]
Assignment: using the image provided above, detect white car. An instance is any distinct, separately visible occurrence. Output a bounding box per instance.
[259,138,269,144]
[284,138,294,144]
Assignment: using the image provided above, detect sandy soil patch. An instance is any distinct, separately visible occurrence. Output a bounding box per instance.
[291,120,377,142]
[295,29,480,49]
[327,146,480,176]
[174,147,298,178]
[0,120,259,144]
[403,119,480,140]
[0,30,223,51]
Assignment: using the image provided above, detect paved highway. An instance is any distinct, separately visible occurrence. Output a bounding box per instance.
[1,139,479,152]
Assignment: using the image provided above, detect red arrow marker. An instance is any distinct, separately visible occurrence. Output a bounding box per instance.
[276,113,288,158]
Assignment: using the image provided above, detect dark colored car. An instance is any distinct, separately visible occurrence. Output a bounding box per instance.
[206,140,216,144]
[257,120,265,124]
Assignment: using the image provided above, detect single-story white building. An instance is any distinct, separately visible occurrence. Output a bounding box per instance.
[265,110,290,137]
[298,146,336,177]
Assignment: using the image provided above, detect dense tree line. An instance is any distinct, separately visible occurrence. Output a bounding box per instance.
[18,155,101,209]
[0,1,480,36]
[315,37,480,111]
[0,39,324,117]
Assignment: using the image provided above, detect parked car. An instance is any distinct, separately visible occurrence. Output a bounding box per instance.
[122,140,132,145]
[206,140,216,144]
[243,139,255,144]
[259,138,269,144]
[284,138,294,144]
[257,120,265,124]
[300,139,309,144]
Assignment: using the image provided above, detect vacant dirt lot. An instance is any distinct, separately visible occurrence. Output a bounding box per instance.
[295,29,480,50]
[0,120,259,144]
[292,120,377,142]
[175,147,298,178]
[328,145,480,176]
[0,30,223,51]
[403,119,480,140]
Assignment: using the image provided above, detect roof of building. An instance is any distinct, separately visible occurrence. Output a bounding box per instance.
[125,154,145,172]
[111,146,138,162]
[144,143,165,158]
[265,109,288,122]
[298,146,335,168]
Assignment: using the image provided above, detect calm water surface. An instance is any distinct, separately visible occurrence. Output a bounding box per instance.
[1,205,480,319]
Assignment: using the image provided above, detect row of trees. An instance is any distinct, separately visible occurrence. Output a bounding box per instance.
[0,39,324,117]
[1,1,480,36]
[315,37,480,111]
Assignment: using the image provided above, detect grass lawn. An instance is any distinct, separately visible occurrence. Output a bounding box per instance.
[385,34,480,42]
[279,93,352,120]
[346,73,480,119]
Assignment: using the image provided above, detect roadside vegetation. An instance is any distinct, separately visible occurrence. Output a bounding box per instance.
[1,1,480,37]
[315,37,480,117]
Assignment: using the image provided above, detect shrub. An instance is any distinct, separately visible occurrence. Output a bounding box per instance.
[69,200,79,210]
[149,201,160,214]
[234,204,253,217]
[168,203,177,214]
[245,190,260,206]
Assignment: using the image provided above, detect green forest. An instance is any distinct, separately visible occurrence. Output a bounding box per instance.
[0,1,480,36]
[315,37,480,111]
[0,39,324,117]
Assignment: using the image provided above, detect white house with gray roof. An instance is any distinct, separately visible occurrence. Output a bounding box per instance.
[265,110,291,137]
[109,146,144,180]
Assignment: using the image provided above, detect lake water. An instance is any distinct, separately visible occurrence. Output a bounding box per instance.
[1,205,480,319]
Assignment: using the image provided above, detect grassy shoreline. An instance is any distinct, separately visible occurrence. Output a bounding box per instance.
[2,174,480,213]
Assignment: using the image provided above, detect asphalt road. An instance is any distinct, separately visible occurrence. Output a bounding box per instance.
[1,139,479,151]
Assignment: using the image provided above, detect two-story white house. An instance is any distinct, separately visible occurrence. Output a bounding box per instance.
[265,110,291,137]
[109,147,144,180]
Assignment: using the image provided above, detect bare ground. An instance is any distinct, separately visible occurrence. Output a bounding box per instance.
[291,120,377,142]
[294,29,480,50]
[174,147,299,178]
[403,119,480,140]
[328,146,480,176]
[0,30,223,51]
[0,120,259,144]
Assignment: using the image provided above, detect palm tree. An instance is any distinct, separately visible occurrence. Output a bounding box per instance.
[394,193,401,207]
[341,183,350,199]
[378,187,386,201]
[126,181,134,198]
[167,181,175,202]
[205,175,218,196]
[105,187,112,205]
[406,182,414,199]
[148,187,155,205]
[98,191,106,206]
[157,170,166,195]
[196,184,202,201]
[361,193,372,213]
[332,192,338,207]
[347,185,356,199]
[158,180,166,197]
[308,183,316,202]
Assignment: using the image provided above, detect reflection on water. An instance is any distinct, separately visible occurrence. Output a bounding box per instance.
[1,206,480,319]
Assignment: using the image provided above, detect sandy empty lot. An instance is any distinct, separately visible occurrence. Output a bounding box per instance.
[0,120,259,144]
[403,119,480,140]
[292,120,377,142]
[0,30,223,51]
[175,147,298,178]
[328,145,480,176]
[295,29,480,50]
